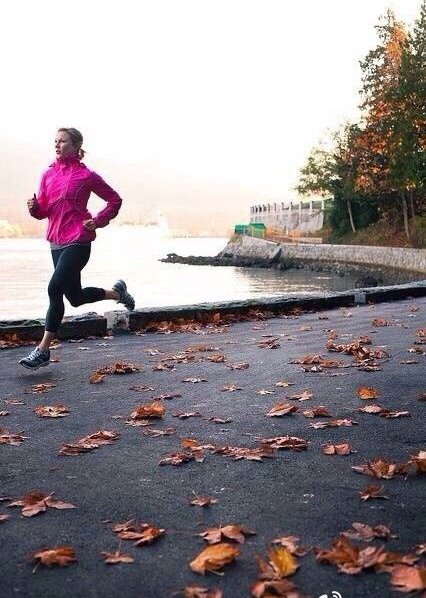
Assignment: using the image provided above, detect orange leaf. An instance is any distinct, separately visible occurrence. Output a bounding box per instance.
[34,404,70,418]
[266,403,298,417]
[390,565,426,592]
[266,546,299,577]
[189,543,240,575]
[130,401,165,420]
[357,387,379,400]
[31,546,77,567]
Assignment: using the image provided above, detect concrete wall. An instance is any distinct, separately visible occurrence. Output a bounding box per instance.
[250,200,325,233]
[222,235,426,274]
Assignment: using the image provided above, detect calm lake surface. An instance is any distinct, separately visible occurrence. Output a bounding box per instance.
[0,226,361,321]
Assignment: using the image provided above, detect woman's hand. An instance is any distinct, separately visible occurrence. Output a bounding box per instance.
[27,193,37,210]
[83,219,97,231]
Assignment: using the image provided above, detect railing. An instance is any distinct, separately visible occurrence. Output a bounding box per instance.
[265,228,322,244]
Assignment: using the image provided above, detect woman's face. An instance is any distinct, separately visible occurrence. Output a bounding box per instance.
[55,131,78,158]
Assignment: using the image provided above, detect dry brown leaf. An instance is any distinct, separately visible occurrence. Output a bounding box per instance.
[322,443,356,455]
[89,371,105,383]
[371,318,388,327]
[342,522,394,542]
[259,436,307,451]
[390,564,426,592]
[359,484,390,501]
[214,445,275,461]
[189,494,218,507]
[302,406,331,418]
[358,404,386,414]
[357,386,379,400]
[207,354,226,363]
[98,362,140,375]
[407,450,426,474]
[256,389,275,395]
[130,401,165,420]
[257,338,280,349]
[415,544,426,556]
[314,535,386,574]
[28,383,56,394]
[101,549,134,564]
[31,546,77,568]
[209,417,233,424]
[264,546,299,577]
[0,428,28,445]
[182,377,207,383]
[275,381,295,388]
[200,525,255,544]
[221,383,241,392]
[8,491,75,517]
[271,536,311,557]
[189,542,240,575]
[34,404,70,418]
[59,430,119,455]
[310,418,358,429]
[159,452,195,466]
[0,514,9,522]
[129,385,155,392]
[250,579,299,598]
[183,585,223,598]
[4,399,25,405]
[0,411,9,416]
[143,427,175,437]
[266,403,298,417]
[225,362,249,370]
[352,458,399,479]
[172,411,202,419]
[286,390,313,401]
[151,393,182,400]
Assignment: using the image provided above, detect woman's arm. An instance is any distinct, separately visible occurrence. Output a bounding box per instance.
[28,175,49,220]
[90,172,122,228]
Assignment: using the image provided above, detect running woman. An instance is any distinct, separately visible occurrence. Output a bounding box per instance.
[19,127,135,370]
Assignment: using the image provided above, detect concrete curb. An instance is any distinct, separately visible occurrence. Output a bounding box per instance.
[0,280,424,341]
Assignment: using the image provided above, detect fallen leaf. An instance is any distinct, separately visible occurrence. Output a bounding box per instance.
[314,535,386,574]
[221,383,241,392]
[189,543,240,575]
[259,436,307,451]
[172,411,202,419]
[129,385,155,392]
[8,491,75,517]
[407,450,426,474]
[0,514,10,522]
[189,494,218,507]
[34,405,70,418]
[89,372,105,384]
[352,458,399,479]
[59,430,119,455]
[183,378,207,383]
[214,444,275,461]
[261,546,299,577]
[130,401,165,420]
[4,399,25,405]
[28,383,56,394]
[322,443,356,455]
[266,403,298,417]
[256,389,275,395]
[159,452,195,466]
[0,411,9,416]
[286,391,313,401]
[143,427,175,437]
[302,406,331,418]
[250,579,300,598]
[357,387,379,400]
[342,522,394,542]
[275,381,295,387]
[209,417,232,424]
[101,549,134,564]
[200,525,255,544]
[31,546,77,568]
[98,362,140,375]
[0,428,28,445]
[309,418,358,429]
[390,564,426,592]
[359,485,389,501]
[225,362,249,370]
[151,393,182,400]
[184,585,223,598]
[371,318,388,327]
[271,536,311,556]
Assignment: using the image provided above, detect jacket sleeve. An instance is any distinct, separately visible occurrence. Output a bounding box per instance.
[29,173,49,220]
[90,172,122,228]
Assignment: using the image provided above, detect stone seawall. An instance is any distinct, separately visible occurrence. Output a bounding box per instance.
[219,235,426,274]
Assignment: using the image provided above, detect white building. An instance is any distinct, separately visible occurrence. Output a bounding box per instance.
[250,198,326,234]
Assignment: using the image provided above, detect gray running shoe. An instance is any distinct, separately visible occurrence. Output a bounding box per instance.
[112,279,135,311]
[19,347,50,370]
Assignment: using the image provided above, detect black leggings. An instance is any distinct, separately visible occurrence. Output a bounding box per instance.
[46,244,106,333]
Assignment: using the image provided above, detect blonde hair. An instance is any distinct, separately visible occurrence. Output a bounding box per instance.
[58,127,85,159]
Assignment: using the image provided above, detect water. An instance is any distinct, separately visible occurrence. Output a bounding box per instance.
[0,226,361,321]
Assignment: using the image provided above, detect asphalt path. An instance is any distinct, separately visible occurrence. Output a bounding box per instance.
[0,297,425,598]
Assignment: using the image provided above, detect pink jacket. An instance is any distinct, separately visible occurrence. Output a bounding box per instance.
[29,155,122,245]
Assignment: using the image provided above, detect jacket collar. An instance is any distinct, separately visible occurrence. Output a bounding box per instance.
[50,154,81,168]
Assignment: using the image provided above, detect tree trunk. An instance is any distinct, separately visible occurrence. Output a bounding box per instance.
[409,188,415,218]
[401,191,411,241]
[346,197,356,233]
